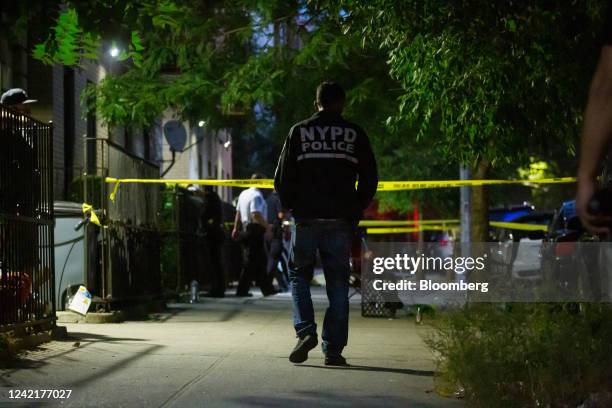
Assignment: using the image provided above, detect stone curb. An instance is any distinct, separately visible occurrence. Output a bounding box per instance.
[56,311,125,324]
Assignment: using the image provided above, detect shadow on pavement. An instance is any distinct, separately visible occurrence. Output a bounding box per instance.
[297,364,434,377]
[166,302,252,322]
[162,306,243,323]
[0,357,46,370]
[67,332,149,342]
[147,307,189,322]
[0,332,150,375]
[68,344,164,389]
[231,390,443,407]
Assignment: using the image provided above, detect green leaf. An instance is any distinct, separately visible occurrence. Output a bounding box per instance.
[506,19,517,33]
[131,31,145,51]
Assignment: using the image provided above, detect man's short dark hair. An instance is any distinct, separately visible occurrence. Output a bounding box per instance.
[316,82,345,109]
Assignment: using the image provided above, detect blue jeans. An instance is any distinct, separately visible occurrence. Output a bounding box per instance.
[290,220,353,356]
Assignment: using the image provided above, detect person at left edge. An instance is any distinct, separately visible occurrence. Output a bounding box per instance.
[0,88,39,321]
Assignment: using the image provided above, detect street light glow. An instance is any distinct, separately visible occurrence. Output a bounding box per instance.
[109,47,120,58]
[198,120,206,127]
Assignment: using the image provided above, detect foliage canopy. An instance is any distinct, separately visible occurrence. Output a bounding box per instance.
[23,0,607,213]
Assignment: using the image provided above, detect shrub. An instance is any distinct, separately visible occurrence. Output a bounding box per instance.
[426,303,612,407]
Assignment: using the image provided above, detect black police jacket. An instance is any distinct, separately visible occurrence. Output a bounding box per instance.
[274,110,378,222]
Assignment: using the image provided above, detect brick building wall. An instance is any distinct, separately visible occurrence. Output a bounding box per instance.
[51,62,113,199]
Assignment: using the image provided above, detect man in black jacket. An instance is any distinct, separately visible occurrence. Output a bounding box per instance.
[274,82,378,366]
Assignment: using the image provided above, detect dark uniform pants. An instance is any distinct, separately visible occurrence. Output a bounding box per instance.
[236,223,275,295]
[290,220,353,356]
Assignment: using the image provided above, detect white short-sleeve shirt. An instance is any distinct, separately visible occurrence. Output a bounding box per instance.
[236,187,268,225]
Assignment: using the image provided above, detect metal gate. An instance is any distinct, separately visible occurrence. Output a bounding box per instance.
[0,105,55,332]
[82,138,162,306]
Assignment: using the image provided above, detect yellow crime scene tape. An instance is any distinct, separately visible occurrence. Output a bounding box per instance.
[489,221,548,232]
[86,206,544,233]
[366,225,457,234]
[358,219,459,227]
[371,176,576,191]
[365,222,548,234]
[105,176,577,201]
[106,177,274,201]
[102,176,568,233]
[359,220,548,232]
[82,203,103,228]
[220,219,542,233]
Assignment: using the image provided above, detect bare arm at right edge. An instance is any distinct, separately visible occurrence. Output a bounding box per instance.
[577,47,612,233]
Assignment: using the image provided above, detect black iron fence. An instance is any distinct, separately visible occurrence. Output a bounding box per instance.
[104,140,161,303]
[0,105,55,332]
[58,138,239,306]
[72,139,162,308]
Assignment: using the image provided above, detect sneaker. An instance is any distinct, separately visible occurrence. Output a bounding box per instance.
[289,334,318,364]
[325,355,348,366]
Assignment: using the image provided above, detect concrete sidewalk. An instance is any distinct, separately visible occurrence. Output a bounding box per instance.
[0,289,462,407]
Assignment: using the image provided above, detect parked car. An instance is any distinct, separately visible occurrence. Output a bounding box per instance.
[489,204,535,223]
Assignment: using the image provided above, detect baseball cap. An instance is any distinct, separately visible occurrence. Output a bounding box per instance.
[1,88,38,106]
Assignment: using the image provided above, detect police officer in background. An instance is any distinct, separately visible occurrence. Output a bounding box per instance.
[275,82,378,366]
[200,185,226,297]
[232,174,277,297]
